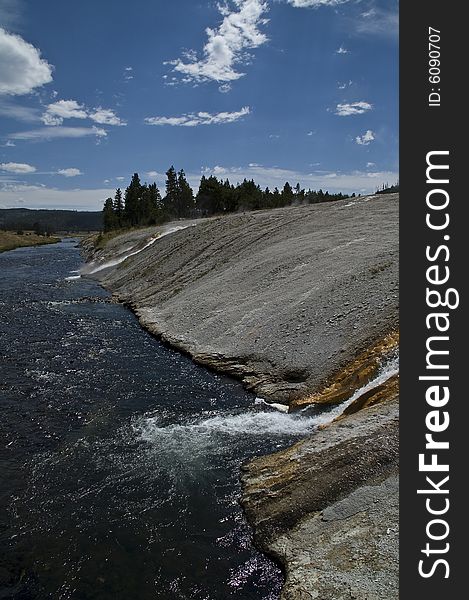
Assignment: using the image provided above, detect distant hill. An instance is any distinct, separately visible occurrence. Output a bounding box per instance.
[0,208,102,233]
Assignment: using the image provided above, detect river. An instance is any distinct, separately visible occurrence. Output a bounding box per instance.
[0,239,319,599]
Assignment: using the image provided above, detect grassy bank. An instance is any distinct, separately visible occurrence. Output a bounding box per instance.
[0,231,60,253]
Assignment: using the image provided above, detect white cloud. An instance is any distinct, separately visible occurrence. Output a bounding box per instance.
[146,171,160,178]
[41,99,88,125]
[57,168,82,177]
[145,106,250,127]
[89,107,126,126]
[335,45,349,54]
[0,100,40,122]
[41,100,126,127]
[124,66,133,71]
[9,126,107,141]
[0,183,114,210]
[288,0,349,7]
[0,161,36,173]
[0,27,53,95]
[306,130,315,136]
[355,129,375,145]
[116,176,125,181]
[366,162,376,168]
[196,164,398,196]
[168,0,269,84]
[357,7,398,37]
[335,101,372,116]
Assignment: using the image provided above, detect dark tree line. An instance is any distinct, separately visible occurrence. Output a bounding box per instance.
[1,208,102,233]
[102,168,350,232]
[195,176,349,215]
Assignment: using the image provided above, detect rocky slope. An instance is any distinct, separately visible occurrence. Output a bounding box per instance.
[83,193,399,599]
[241,395,399,599]
[84,194,398,404]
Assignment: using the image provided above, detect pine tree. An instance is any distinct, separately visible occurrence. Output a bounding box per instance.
[176,169,194,218]
[272,187,281,207]
[282,182,294,206]
[222,178,237,212]
[124,173,143,226]
[113,188,124,227]
[103,197,116,232]
[195,175,224,215]
[164,166,179,216]
[141,182,163,223]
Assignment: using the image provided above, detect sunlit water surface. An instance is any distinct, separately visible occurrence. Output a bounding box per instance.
[0,240,312,599]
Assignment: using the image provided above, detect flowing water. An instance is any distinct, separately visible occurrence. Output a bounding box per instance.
[0,240,398,600]
[0,240,305,600]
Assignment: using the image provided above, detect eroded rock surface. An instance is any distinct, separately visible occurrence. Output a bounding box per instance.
[85,194,399,404]
[241,398,399,600]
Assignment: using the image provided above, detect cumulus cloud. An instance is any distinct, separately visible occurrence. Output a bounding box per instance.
[355,130,375,145]
[9,126,107,141]
[57,168,82,177]
[41,99,88,125]
[335,101,372,116]
[145,106,250,127]
[0,27,53,95]
[89,107,126,126]
[0,161,36,173]
[167,0,269,84]
[41,100,126,126]
[146,171,160,178]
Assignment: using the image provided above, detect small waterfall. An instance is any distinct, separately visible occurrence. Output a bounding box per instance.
[301,352,399,425]
[135,354,399,466]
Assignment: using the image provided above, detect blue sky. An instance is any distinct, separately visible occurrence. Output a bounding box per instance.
[0,0,398,210]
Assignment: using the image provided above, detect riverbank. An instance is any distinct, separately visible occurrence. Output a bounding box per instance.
[0,231,60,253]
[82,194,399,598]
